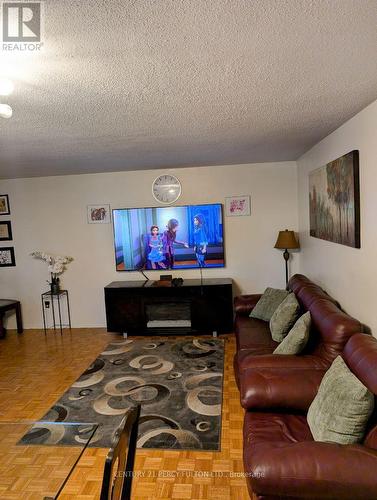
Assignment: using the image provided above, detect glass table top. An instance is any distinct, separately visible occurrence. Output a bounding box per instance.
[0,421,98,499]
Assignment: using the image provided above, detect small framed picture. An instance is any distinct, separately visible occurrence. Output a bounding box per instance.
[0,247,15,267]
[0,195,10,215]
[0,221,12,241]
[225,195,251,216]
[87,204,111,224]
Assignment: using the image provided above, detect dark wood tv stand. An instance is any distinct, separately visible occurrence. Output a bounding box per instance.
[104,278,233,336]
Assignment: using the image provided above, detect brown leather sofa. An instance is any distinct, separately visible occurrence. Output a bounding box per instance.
[243,333,377,499]
[234,274,364,411]
[233,275,376,499]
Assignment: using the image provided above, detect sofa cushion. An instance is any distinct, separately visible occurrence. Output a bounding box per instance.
[235,316,277,350]
[249,287,289,322]
[273,311,311,355]
[307,355,374,444]
[270,293,300,342]
[244,410,313,451]
[243,410,377,500]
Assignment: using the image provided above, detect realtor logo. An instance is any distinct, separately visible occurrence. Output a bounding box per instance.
[2,1,43,50]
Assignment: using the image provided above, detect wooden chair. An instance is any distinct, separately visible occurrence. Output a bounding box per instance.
[100,405,141,500]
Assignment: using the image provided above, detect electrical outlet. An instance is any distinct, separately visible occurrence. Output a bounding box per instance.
[45,301,50,308]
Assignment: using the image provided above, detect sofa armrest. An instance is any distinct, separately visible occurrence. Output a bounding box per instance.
[237,352,328,372]
[240,367,325,410]
[234,294,262,315]
[247,440,377,499]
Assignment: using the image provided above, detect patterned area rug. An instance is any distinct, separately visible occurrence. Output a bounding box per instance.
[20,337,224,450]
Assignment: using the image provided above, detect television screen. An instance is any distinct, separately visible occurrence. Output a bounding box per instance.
[113,203,224,271]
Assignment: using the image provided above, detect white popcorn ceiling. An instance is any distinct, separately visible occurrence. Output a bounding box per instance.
[1,0,377,179]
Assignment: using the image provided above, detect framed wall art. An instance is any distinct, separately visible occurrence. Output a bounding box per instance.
[225,195,251,216]
[0,247,15,267]
[0,221,12,241]
[0,194,10,215]
[87,204,111,224]
[309,150,360,248]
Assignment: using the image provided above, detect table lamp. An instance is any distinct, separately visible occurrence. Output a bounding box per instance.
[274,229,300,285]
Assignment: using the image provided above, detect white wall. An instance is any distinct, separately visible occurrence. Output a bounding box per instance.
[297,99,377,335]
[0,161,298,328]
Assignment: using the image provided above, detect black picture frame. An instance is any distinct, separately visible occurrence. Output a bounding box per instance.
[0,221,12,241]
[0,247,15,267]
[0,194,10,216]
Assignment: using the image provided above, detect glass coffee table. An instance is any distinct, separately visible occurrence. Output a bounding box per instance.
[0,421,98,499]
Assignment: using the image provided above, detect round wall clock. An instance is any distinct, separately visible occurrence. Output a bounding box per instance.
[152,174,182,204]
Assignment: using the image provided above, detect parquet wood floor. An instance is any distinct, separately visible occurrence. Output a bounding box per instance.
[0,329,251,499]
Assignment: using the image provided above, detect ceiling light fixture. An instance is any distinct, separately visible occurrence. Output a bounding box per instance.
[0,79,14,96]
[0,104,13,119]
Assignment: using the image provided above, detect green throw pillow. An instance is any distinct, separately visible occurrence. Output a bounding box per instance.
[269,293,300,342]
[273,311,311,354]
[307,356,374,445]
[249,287,290,322]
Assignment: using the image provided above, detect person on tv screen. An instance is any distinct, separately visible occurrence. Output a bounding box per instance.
[146,225,166,269]
[193,214,209,267]
[162,218,188,269]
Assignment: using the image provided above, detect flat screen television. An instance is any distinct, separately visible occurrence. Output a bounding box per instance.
[113,203,224,271]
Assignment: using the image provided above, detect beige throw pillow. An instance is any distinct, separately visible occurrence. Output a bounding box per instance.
[307,356,374,445]
[273,311,311,355]
[249,287,289,322]
[269,293,300,342]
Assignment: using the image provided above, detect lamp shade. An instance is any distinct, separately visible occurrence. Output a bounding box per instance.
[274,229,300,249]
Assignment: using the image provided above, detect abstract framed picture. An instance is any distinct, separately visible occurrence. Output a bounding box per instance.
[0,195,10,215]
[0,247,15,267]
[87,204,111,224]
[309,150,360,248]
[0,221,12,241]
[225,195,251,216]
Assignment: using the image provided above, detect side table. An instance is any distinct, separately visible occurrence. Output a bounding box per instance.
[41,290,71,335]
[0,299,23,339]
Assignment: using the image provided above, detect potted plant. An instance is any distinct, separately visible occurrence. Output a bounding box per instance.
[31,251,73,294]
